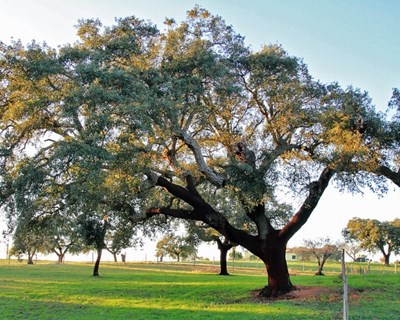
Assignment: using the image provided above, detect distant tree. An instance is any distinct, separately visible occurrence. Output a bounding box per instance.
[185,221,236,275]
[155,236,169,262]
[39,214,83,264]
[105,225,138,263]
[11,218,47,264]
[155,234,197,262]
[303,238,340,275]
[78,213,109,276]
[343,218,400,265]
[229,248,243,260]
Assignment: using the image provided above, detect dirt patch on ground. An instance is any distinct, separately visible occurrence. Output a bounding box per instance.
[250,285,344,302]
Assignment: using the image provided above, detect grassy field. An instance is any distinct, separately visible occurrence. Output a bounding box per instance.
[0,260,399,319]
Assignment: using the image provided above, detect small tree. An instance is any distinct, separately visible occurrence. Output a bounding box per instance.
[78,214,109,276]
[105,223,138,262]
[229,248,243,260]
[303,238,340,275]
[10,214,53,264]
[155,234,197,262]
[184,221,236,275]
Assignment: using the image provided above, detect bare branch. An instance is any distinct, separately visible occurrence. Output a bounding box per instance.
[179,130,225,187]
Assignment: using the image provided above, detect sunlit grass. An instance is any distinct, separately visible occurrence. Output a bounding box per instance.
[0,260,399,319]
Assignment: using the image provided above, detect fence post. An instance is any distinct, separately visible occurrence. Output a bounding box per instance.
[342,249,349,320]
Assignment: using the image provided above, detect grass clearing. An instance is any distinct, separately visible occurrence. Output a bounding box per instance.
[0,260,399,319]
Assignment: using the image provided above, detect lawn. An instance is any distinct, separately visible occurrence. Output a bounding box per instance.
[0,260,399,319]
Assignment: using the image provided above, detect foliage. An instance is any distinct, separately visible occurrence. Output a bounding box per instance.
[156,233,197,261]
[343,218,400,265]
[0,5,398,296]
[229,248,243,260]
[10,216,50,264]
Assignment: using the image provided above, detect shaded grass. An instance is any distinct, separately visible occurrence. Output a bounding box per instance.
[0,260,399,319]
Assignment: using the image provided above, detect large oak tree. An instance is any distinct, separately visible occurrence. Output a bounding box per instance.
[1,7,397,297]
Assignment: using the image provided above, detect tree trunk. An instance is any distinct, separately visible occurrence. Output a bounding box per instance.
[113,253,117,263]
[315,266,325,275]
[27,249,36,265]
[27,253,34,265]
[383,253,390,266]
[217,240,233,276]
[315,257,328,275]
[258,242,294,298]
[93,248,102,276]
[56,251,65,264]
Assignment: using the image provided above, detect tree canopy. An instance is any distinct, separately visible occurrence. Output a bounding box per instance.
[343,218,400,265]
[1,6,398,297]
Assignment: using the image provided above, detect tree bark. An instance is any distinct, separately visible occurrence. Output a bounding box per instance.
[93,248,102,276]
[27,253,34,264]
[217,239,233,275]
[383,253,390,266]
[27,249,36,265]
[257,239,294,297]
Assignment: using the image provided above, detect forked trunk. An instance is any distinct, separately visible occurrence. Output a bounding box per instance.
[315,259,326,275]
[27,254,34,265]
[383,253,390,266]
[57,252,65,264]
[258,242,294,298]
[27,249,36,265]
[217,240,233,276]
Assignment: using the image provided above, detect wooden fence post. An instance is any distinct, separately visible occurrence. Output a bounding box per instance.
[342,249,349,320]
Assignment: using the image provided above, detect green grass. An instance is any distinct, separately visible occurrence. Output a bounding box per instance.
[0,260,399,319]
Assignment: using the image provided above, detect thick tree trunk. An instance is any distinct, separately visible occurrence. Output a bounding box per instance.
[93,248,102,276]
[217,240,233,276]
[258,242,294,298]
[219,245,230,275]
[113,253,117,263]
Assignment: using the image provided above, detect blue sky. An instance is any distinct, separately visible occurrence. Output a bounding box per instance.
[1,0,399,111]
[0,0,399,256]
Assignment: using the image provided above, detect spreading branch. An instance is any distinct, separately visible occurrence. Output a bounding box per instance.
[279,167,335,242]
[179,131,225,187]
